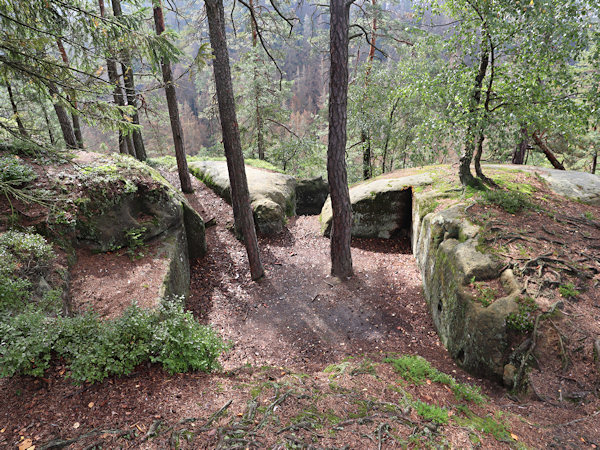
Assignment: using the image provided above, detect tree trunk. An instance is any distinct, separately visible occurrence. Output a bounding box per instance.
[153,0,193,193]
[48,82,77,149]
[361,0,377,180]
[99,0,135,156]
[205,0,264,281]
[5,79,28,137]
[459,44,489,187]
[512,126,528,164]
[56,39,84,149]
[327,0,353,279]
[532,132,565,170]
[111,0,147,161]
[248,0,265,160]
[592,149,597,174]
[381,97,399,174]
[40,98,55,145]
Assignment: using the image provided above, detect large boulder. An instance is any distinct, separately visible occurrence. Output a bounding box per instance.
[47,151,206,306]
[319,173,433,238]
[296,177,329,215]
[188,160,296,234]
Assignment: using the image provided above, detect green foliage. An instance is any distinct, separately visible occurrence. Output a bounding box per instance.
[470,278,497,307]
[558,282,580,299]
[506,296,538,332]
[125,226,147,260]
[0,300,226,383]
[481,188,534,215]
[0,155,36,185]
[413,400,449,424]
[150,300,227,374]
[0,230,56,313]
[386,355,485,403]
[0,310,58,377]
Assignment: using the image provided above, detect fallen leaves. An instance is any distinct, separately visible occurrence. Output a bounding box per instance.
[18,438,33,450]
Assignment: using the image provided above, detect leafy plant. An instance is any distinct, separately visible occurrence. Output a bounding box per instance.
[386,355,485,403]
[506,296,538,332]
[558,282,580,299]
[470,278,497,307]
[124,226,147,259]
[150,299,228,374]
[0,155,36,185]
[0,300,227,383]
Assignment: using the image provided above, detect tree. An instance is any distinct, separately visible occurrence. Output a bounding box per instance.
[111,0,147,161]
[328,0,354,279]
[98,0,135,157]
[205,0,264,281]
[152,0,193,193]
[3,78,28,138]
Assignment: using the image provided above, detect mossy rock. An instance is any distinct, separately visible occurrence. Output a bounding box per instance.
[319,173,433,238]
[188,160,296,234]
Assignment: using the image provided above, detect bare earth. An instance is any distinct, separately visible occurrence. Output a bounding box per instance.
[1,168,599,449]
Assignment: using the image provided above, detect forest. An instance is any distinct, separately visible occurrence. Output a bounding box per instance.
[1,0,599,181]
[1,0,600,448]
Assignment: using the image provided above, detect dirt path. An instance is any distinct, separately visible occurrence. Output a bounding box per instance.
[183,175,459,374]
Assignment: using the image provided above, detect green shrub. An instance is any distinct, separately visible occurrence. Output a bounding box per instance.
[0,155,36,185]
[0,231,56,313]
[150,300,227,374]
[58,305,154,383]
[481,188,534,214]
[0,310,58,377]
[0,300,226,383]
[386,355,485,403]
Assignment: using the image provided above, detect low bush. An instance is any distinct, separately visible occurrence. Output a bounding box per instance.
[0,300,227,384]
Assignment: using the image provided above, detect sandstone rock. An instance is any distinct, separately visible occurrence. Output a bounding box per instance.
[188,160,296,234]
[320,173,433,238]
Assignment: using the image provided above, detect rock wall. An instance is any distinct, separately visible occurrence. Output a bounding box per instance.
[188,160,296,234]
[412,194,520,381]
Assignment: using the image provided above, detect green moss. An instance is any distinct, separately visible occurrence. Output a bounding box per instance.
[454,407,515,443]
[385,355,485,403]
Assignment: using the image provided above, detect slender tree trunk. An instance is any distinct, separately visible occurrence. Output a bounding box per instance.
[381,97,399,174]
[40,99,55,145]
[512,126,528,164]
[153,0,193,193]
[248,0,265,160]
[474,131,485,178]
[56,39,84,149]
[592,149,597,174]
[48,82,77,149]
[532,132,565,170]
[361,0,377,180]
[111,0,147,161]
[99,0,135,156]
[328,0,353,279]
[5,79,28,137]
[459,44,488,187]
[205,0,264,281]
